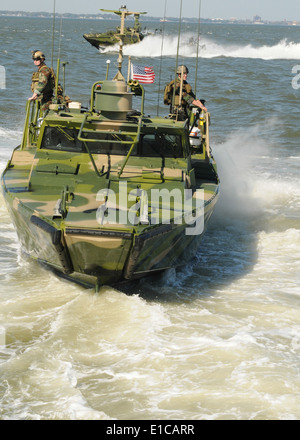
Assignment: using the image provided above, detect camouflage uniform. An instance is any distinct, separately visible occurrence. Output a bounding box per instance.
[164,78,196,119]
[31,63,54,111]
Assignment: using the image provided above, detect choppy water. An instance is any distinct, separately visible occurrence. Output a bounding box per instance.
[0,16,299,420]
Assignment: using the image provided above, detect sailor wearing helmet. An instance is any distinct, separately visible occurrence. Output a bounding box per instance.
[29,50,55,111]
[164,65,207,119]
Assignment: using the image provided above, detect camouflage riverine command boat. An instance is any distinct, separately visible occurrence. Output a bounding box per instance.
[1,47,219,290]
[83,6,147,50]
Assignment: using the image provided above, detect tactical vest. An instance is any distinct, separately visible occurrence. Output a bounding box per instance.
[163,79,193,107]
[49,67,56,90]
[31,71,40,93]
[31,65,56,96]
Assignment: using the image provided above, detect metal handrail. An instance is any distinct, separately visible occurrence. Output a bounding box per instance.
[21,101,32,150]
[77,112,143,178]
[205,112,210,158]
[89,81,103,112]
[117,115,143,177]
[77,113,142,145]
[21,100,42,150]
[78,113,140,144]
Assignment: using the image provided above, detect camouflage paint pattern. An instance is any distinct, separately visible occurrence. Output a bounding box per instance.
[1,80,219,289]
[83,30,144,49]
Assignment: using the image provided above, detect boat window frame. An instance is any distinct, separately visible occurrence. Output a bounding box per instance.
[138,131,184,158]
[39,123,187,159]
[39,124,138,156]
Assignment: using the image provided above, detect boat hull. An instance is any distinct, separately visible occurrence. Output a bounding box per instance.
[83,32,144,50]
[1,169,219,288]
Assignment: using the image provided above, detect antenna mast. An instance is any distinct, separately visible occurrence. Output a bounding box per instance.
[157,0,168,115]
[172,0,183,112]
[99,6,146,81]
[51,0,56,68]
[194,0,202,95]
[113,6,126,81]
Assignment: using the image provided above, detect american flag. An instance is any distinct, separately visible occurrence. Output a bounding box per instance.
[131,64,155,84]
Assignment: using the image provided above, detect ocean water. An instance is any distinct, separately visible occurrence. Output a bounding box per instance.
[0,16,299,420]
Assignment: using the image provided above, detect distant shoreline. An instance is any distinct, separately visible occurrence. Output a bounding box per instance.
[0,10,299,26]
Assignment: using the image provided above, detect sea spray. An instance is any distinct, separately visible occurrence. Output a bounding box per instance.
[212,127,271,221]
[105,33,300,60]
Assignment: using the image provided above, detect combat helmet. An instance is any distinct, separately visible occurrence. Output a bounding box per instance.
[32,50,46,61]
[177,65,189,75]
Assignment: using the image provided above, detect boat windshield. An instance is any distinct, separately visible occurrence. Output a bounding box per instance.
[40,126,183,158]
[140,133,183,158]
[40,126,137,155]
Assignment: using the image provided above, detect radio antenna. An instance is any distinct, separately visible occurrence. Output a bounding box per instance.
[194,0,202,95]
[157,0,168,116]
[51,0,56,68]
[58,17,63,58]
[172,0,183,110]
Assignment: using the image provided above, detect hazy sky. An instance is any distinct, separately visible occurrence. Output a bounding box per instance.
[1,0,300,21]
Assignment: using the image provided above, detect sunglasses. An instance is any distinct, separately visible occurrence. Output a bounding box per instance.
[33,57,41,61]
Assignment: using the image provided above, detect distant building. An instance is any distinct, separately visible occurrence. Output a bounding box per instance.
[253,15,263,23]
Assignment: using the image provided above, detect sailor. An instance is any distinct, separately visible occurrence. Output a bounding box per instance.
[164,65,207,119]
[28,50,55,112]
